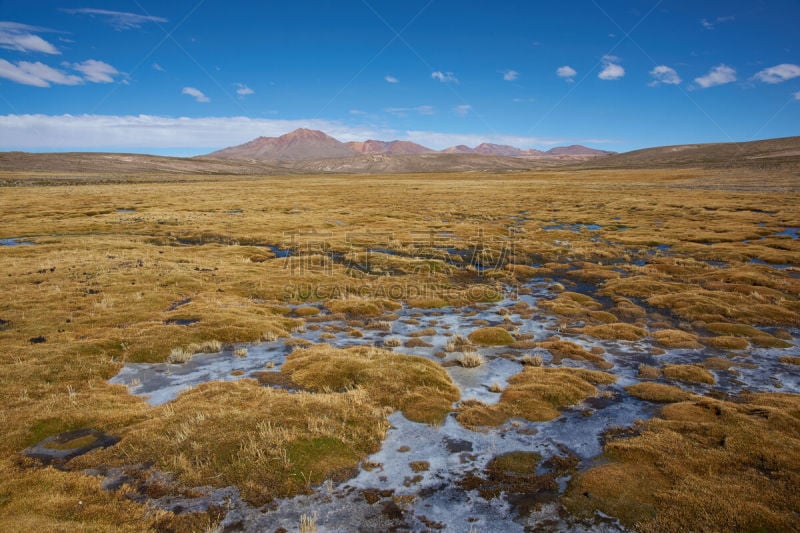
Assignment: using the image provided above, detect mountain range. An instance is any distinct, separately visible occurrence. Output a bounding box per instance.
[207,128,613,161]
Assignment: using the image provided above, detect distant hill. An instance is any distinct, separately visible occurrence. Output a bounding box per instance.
[209,128,355,160]
[345,140,432,155]
[209,128,613,161]
[547,145,613,156]
[581,136,800,169]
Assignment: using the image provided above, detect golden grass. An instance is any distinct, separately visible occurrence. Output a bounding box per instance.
[280,344,459,424]
[625,382,696,403]
[575,323,648,341]
[467,326,515,346]
[536,338,612,369]
[652,329,702,349]
[74,380,388,506]
[457,367,615,429]
[565,394,800,531]
[663,364,716,385]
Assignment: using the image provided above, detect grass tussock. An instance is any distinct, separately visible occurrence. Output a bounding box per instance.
[565,394,800,531]
[75,380,388,506]
[652,329,703,349]
[702,335,750,350]
[576,323,648,341]
[166,339,222,364]
[281,344,459,424]
[324,297,400,318]
[468,327,515,346]
[537,339,612,369]
[457,367,615,429]
[456,350,485,368]
[663,364,716,385]
[625,382,695,403]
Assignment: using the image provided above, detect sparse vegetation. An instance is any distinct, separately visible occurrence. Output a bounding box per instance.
[456,350,485,368]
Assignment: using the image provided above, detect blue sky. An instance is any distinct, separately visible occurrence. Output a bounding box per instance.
[0,0,798,155]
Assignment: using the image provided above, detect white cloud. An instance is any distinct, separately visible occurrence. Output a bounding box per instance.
[753,64,800,84]
[795,91,800,101]
[0,114,620,152]
[349,109,367,115]
[695,64,736,88]
[384,75,398,83]
[701,16,734,30]
[0,59,83,87]
[556,65,576,82]
[62,8,167,30]
[431,71,458,83]
[235,83,254,96]
[152,63,165,72]
[503,70,518,81]
[454,104,472,116]
[598,55,625,80]
[0,21,60,54]
[649,65,681,86]
[384,105,435,117]
[72,59,119,83]
[182,87,210,103]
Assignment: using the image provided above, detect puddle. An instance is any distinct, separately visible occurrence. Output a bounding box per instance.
[543,224,602,232]
[749,258,794,270]
[0,238,35,246]
[774,227,799,239]
[108,280,800,531]
[163,318,200,326]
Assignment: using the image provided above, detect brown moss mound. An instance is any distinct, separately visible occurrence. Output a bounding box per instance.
[468,327,515,346]
[457,367,615,429]
[565,394,800,531]
[281,344,459,424]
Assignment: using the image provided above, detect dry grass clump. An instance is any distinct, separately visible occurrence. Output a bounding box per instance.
[382,337,402,347]
[537,339,612,369]
[75,380,388,506]
[408,327,438,337]
[702,335,750,350]
[468,327,515,346]
[444,335,474,352]
[404,337,433,348]
[565,394,800,531]
[625,382,695,403]
[293,306,321,317]
[638,364,662,379]
[539,291,603,317]
[779,356,800,365]
[705,322,793,348]
[519,354,543,366]
[652,329,702,349]
[663,364,716,385]
[575,323,647,341]
[324,297,400,318]
[456,350,485,368]
[280,344,459,424]
[166,339,222,364]
[234,347,248,357]
[456,367,615,429]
